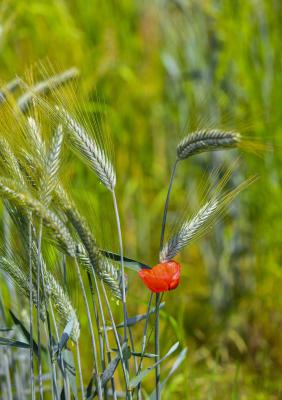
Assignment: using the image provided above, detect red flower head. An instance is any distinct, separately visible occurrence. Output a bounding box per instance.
[138,260,181,293]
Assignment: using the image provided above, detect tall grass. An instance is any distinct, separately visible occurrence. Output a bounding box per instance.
[0,69,256,399]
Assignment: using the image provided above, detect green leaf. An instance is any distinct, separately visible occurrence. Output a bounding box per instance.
[0,327,13,332]
[87,343,130,399]
[149,348,187,399]
[62,349,77,399]
[101,250,151,271]
[9,310,43,357]
[113,302,165,329]
[129,342,179,389]
[58,316,75,351]
[0,337,30,349]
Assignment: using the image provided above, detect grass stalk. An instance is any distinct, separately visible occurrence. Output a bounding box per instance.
[76,341,84,400]
[36,221,44,400]
[155,293,161,400]
[4,352,12,400]
[112,190,127,342]
[49,299,70,400]
[160,160,178,251]
[28,218,36,400]
[38,227,60,400]
[137,292,153,399]
[44,323,59,400]
[112,190,133,398]
[100,281,130,398]
[91,269,117,400]
[74,258,103,400]
[87,272,108,400]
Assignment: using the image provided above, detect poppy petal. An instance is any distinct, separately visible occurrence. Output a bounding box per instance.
[138,260,181,293]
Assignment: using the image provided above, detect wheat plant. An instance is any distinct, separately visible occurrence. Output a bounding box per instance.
[0,68,256,400]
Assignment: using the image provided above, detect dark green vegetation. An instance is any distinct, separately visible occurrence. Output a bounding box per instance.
[0,1,282,399]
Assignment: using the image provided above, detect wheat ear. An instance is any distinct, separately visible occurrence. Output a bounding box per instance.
[160,176,256,262]
[0,256,46,321]
[17,68,79,112]
[0,178,76,257]
[44,270,80,342]
[41,124,64,205]
[177,129,241,160]
[58,107,116,191]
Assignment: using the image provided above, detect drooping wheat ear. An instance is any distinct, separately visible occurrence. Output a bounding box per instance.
[76,244,122,299]
[58,106,116,191]
[69,210,123,300]
[0,78,21,103]
[53,183,122,298]
[177,130,241,160]
[0,178,76,257]
[41,124,64,205]
[17,68,79,113]
[160,176,256,262]
[0,256,46,321]
[44,270,80,342]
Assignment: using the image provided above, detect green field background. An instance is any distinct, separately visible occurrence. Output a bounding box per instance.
[1,1,282,398]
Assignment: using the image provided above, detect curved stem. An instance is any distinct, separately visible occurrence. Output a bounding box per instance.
[159,160,178,251]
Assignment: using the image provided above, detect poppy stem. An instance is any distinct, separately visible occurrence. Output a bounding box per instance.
[155,292,161,400]
[136,292,153,398]
[160,160,179,251]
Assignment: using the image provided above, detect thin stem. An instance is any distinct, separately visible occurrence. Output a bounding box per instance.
[49,300,69,400]
[43,323,59,400]
[155,293,161,400]
[136,292,153,398]
[112,190,127,342]
[4,352,12,400]
[100,282,130,396]
[87,272,108,400]
[159,160,178,251]
[112,190,131,397]
[74,258,103,400]
[36,221,44,400]
[76,341,84,400]
[28,218,35,400]
[91,269,117,400]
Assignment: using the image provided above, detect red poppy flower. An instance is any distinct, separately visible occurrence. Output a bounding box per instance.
[138,260,181,293]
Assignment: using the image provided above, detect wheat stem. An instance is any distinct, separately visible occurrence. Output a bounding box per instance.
[36,220,44,400]
[112,191,127,341]
[28,217,35,400]
[76,341,84,400]
[160,160,178,251]
[100,281,130,396]
[74,258,103,399]
[90,269,117,400]
[3,353,12,400]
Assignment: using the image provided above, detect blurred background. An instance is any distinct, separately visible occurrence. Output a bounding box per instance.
[1,0,282,398]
